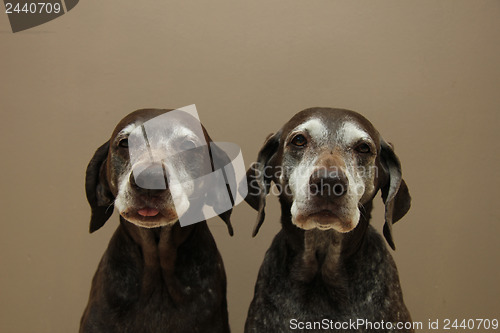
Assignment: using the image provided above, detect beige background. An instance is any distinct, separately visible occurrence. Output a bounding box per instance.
[1,1,499,332]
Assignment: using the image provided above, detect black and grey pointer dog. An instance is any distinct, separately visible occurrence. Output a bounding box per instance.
[244,107,413,333]
[81,109,232,333]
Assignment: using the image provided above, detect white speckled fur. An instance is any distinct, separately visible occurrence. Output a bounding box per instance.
[285,118,374,233]
[114,119,202,227]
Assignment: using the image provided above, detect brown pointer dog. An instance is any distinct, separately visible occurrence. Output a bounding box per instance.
[81,109,232,333]
[244,107,412,333]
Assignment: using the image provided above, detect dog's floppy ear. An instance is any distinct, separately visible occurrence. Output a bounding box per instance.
[85,141,114,233]
[245,131,281,237]
[207,142,235,236]
[379,140,411,250]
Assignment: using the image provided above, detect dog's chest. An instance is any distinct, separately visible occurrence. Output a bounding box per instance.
[249,229,407,331]
[103,265,226,332]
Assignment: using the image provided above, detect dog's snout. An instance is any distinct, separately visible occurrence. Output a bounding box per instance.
[309,169,348,199]
[130,163,168,194]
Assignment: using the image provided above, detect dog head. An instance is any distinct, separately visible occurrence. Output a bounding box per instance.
[245,107,410,249]
[85,108,233,234]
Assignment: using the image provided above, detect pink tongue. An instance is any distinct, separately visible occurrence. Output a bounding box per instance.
[138,208,160,217]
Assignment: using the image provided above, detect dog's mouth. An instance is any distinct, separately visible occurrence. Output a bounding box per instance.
[122,207,166,222]
[308,209,341,225]
[137,207,160,217]
[311,209,338,218]
[120,206,179,228]
[292,204,358,233]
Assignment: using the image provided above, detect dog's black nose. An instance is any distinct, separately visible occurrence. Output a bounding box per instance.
[130,163,168,195]
[309,169,348,199]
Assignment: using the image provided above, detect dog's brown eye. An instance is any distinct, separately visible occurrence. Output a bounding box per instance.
[355,143,371,154]
[291,134,307,147]
[118,138,129,148]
